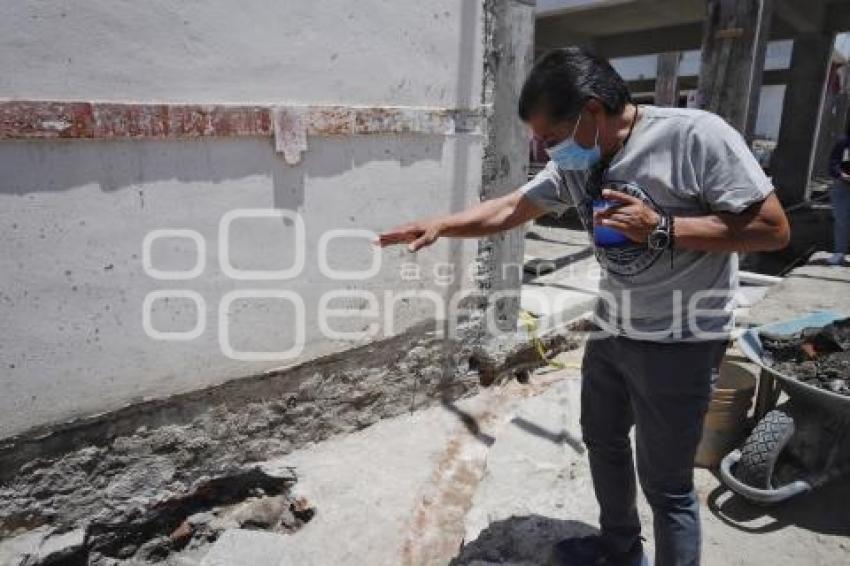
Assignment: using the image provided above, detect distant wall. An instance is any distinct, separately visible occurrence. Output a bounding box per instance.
[0,0,527,438]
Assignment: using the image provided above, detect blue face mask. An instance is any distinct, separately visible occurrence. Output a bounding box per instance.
[545,112,601,170]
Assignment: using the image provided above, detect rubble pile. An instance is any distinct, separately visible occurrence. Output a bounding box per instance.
[760,318,850,396]
[0,466,313,565]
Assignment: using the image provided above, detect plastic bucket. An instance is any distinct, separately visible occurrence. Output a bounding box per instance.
[707,398,751,414]
[695,361,758,468]
[714,361,757,395]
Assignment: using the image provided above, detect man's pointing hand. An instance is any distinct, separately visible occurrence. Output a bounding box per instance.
[376,220,443,252]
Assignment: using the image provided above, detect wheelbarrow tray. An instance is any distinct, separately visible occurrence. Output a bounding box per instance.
[738,311,850,416]
[720,311,850,504]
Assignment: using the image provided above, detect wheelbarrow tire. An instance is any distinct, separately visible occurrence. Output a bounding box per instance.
[734,409,795,490]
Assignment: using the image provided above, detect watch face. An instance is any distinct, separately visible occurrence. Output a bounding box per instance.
[648,230,670,250]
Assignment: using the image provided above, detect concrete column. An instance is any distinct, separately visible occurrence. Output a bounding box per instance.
[655,51,682,106]
[697,0,774,140]
[655,52,681,107]
[477,0,536,332]
[772,33,836,205]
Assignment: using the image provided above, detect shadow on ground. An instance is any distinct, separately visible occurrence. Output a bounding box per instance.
[706,471,850,536]
[510,416,585,455]
[451,515,598,565]
[440,398,496,447]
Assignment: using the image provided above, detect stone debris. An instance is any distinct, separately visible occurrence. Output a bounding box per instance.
[761,317,850,396]
[469,330,580,386]
[0,467,313,565]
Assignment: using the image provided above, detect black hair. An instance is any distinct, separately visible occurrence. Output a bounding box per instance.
[518,47,631,122]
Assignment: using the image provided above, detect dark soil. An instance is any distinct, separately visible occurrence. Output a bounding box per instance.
[760,318,850,396]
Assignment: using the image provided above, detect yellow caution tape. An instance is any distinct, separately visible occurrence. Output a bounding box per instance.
[519,309,566,370]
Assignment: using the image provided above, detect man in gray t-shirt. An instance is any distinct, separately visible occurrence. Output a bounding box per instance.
[521,105,775,341]
[379,47,789,566]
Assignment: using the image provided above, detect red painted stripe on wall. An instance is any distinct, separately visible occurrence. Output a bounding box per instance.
[0,101,271,140]
[0,101,480,141]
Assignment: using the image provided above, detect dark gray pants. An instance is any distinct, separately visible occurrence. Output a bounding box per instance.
[580,335,726,566]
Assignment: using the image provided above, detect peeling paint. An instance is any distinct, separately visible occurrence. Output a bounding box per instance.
[1,101,482,140]
[1,100,485,166]
[0,101,93,139]
[272,107,308,165]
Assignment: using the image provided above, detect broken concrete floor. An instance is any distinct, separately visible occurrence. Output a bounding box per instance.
[0,319,584,566]
[151,346,849,566]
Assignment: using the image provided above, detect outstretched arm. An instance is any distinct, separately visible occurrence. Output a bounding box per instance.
[377,190,546,251]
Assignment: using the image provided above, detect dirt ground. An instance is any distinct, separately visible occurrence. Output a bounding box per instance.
[193,345,850,566]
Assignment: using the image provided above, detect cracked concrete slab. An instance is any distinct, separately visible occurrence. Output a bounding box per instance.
[200,341,850,566]
[254,379,554,566]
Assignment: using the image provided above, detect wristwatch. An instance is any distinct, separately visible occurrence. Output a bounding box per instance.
[648,211,674,251]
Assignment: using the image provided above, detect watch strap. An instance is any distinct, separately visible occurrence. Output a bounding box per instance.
[649,211,672,250]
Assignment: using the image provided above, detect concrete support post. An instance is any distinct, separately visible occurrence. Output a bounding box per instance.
[697,0,773,140]
[477,0,535,333]
[771,33,836,205]
[655,52,681,107]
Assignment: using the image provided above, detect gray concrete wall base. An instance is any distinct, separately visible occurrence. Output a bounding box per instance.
[0,322,478,530]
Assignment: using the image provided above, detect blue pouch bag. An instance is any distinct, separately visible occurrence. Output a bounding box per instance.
[592,199,631,247]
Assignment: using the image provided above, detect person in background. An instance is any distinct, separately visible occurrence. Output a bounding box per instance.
[828,133,850,265]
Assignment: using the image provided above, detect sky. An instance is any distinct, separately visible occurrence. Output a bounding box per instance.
[836,34,850,59]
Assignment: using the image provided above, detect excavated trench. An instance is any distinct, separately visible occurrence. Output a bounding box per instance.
[0,323,478,565]
[0,319,579,565]
[38,467,312,565]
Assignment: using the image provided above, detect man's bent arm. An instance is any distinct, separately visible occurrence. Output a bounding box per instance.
[672,192,790,253]
[597,189,790,253]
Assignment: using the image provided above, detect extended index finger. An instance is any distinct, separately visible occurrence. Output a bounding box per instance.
[378,221,426,243]
[377,232,412,245]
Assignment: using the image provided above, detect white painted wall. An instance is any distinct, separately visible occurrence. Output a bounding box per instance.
[0,1,491,438]
[0,0,482,108]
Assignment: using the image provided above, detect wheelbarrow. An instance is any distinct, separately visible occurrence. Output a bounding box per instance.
[720,311,850,504]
